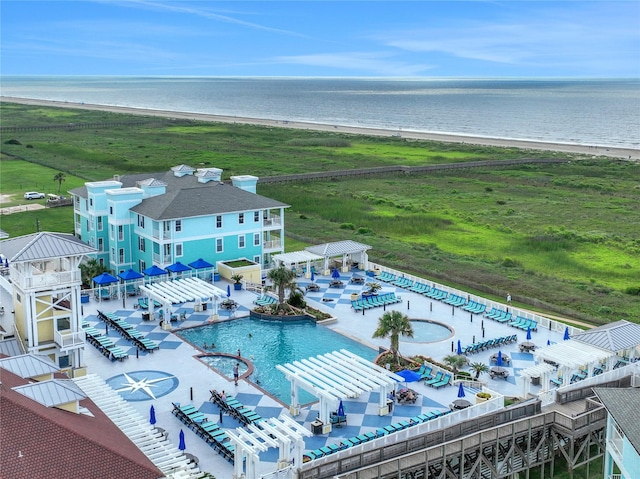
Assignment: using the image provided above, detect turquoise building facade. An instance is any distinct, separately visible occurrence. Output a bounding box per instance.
[70,165,288,275]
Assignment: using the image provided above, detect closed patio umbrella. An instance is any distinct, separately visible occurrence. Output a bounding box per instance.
[149,405,156,425]
[563,327,570,340]
[331,268,340,279]
[310,270,315,282]
[526,327,532,340]
[179,429,186,451]
[337,400,345,417]
[457,383,466,398]
[227,284,231,297]
[496,351,503,367]
[456,339,463,355]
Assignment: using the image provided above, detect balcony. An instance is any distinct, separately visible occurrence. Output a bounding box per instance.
[153,253,172,264]
[12,269,81,290]
[54,329,86,352]
[263,239,282,251]
[263,215,282,228]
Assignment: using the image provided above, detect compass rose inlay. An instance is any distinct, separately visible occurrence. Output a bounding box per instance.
[106,370,179,401]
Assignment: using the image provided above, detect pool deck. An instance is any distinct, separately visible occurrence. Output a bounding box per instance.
[76,270,571,478]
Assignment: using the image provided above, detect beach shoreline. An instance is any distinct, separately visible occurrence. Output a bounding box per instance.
[2,96,638,159]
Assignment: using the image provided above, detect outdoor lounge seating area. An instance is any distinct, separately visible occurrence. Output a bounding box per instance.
[462,335,517,354]
[303,409,451,463]
[351,292,402,311]
[97,310,159,352]
[83,323,129,361]
[136,297,162,310]
[210,390,264,426]
[484,308,513,323]
[172,402,235,463]
[508,316,538,331]
[254,294,277,306]
[425,372,452,388]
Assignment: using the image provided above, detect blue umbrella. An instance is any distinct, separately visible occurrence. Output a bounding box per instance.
[144,265,167,277]
[178,429,186,451]
[118,269,144,281]
[331,268,341,279]
[227,284,231,297]
[188,258,214,269]
[337,399,345,417]
[149,405,156,425]
[496,351,503,367]
[456,339,463,355]
[396,369,421,382]
[563,327,570,341]
[93,272,118,285]
[547,339,551,345]
[166,261,191,273]
[526,327,532,340]
[310,270,315,282]
[457,383,466,398]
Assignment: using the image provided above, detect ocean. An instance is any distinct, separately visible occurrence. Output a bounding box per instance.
[1,76,639,149]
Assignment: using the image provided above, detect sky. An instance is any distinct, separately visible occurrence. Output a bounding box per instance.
[1,1,639,78]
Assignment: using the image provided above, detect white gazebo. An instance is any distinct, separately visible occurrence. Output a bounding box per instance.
[305,240,372,274]
[271,250,323,278]
[277,349,401,433]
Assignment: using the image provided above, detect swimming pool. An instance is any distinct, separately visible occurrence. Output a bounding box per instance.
[177,318,377,405]
[401,319,453,343]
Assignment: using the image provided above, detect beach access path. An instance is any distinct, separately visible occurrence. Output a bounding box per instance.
[2,96,638,160]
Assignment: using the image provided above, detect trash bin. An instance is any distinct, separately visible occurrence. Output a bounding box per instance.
[142,312,150,321]
[213,273,220,282]
[80,294,90,304]
[311,420,323,435]
[531,376,541,386]
[387,399,394,413]
[202,302,207,311]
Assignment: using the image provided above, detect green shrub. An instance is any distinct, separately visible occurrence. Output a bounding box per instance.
[4,138,21,145]
[340,223,355,230]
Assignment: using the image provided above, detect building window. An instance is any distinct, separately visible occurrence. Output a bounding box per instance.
[139,260,146,272]
[254,255,260,264]
[110,224,115,241]
[254,211,260,222]
[99,258,104,267]
[119,248,125,263]
[176,243,183,257]
[57,317,71,331]
[86,219,90,231]
[97,216,103,231]
[89,198,93,206]
[138,237,145,252]
[98,238,104,252]
[238,235,245,248]
[138,215,145,228]
[216,238,223,253]
[254,233,260,246]
[239,213,244,224]
[216,215,222,228]
[118,225,124,241]
[16,292,21,303]
[109,206,113,215]
[175,220,182,232]
[58,355,70,368]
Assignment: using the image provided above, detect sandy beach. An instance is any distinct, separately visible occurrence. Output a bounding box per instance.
[2,96,638,160]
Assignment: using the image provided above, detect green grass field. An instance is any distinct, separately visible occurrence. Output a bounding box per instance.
[1,102,639,323]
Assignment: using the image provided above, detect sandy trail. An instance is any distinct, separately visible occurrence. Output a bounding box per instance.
[2,96,638,160]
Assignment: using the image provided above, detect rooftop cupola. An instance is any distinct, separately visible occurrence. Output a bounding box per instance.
[196,167,223,183]
[231,175,258,194]
[171,164,195,177]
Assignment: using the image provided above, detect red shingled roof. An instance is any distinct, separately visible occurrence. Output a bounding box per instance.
[0,368,163,479]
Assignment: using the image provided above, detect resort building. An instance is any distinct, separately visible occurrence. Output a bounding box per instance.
[594,388,640,479]
[0,232,96,375]
[69,165,289,275]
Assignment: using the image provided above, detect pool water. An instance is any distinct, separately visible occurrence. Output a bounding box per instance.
[201,355,249,380]
[177,318,377,405]
[401,320,453,343]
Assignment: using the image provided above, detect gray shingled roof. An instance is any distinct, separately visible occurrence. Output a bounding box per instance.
[573,320,640,352]
[0,354,59,378]
[306,240,372,257]
[13,379,86,407]
[0,232,97,263]
[594,388,640,455]
[131,183,287,220]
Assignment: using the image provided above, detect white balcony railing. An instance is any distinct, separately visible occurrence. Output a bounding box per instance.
[153,253,172,264]
[263,239,282,251]
[263,215,281,227]
[12,269,81,290]
[54,329,86,351]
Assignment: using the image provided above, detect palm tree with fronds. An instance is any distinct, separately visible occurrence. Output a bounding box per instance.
[53,172,66,193]
[469,362,489,380]
[372,310,414,364]
[79,257,109,288]
[266,264,297,305]
[443,354,468,374]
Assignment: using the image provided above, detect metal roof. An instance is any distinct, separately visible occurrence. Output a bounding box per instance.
[13,379,86,407]
[0,338,23,357]
[594,388,640,455]
[0,232,97,263]
[272,250,323,265]
[573,320,640,352]
[0,354,60,378]
[306,240,372,257]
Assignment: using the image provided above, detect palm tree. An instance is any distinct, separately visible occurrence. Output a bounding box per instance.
[79,258,109,288]
[53,172,66,193]
[372,310,414,364]
[266,264,297,305]
[443,354,468,374]
[469,362,489,380]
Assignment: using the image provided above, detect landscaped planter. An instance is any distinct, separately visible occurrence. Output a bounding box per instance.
[216,258,261,284]
[475,392,492,404]
[250,310,316,323]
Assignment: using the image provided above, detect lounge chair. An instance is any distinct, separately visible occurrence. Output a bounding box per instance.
[425,371,443,385]
[431,374,452,389]
[137,297,149,309]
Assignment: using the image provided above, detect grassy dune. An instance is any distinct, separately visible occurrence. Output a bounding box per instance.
[1,102,638,323]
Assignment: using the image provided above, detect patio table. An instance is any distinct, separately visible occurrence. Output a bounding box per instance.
[519,342,536,353]
[490,366,509,379]
[490,353,511,365]
[451,399,472,410]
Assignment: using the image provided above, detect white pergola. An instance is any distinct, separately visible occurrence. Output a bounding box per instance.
[139,277,227,319]
[305,240,372,274]
[271,250,323,278]
[533,339,616,388]
[277,349,402,433]
[227,416,312,479]
[519,363,557,396]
